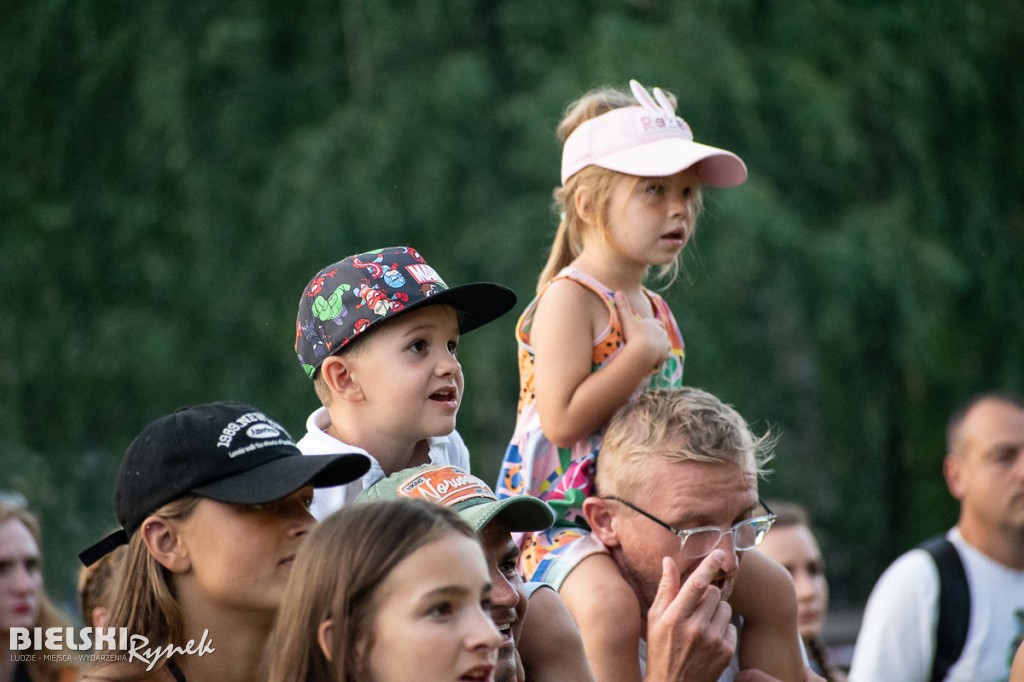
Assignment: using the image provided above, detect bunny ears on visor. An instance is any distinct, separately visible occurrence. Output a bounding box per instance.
[560,79,747,187]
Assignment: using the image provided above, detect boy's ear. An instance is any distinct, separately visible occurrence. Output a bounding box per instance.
[141,516,191,574]
[583,497,621,549]
[320,355,364,402]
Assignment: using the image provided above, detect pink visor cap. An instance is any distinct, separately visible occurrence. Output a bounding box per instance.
[560,80,748,187]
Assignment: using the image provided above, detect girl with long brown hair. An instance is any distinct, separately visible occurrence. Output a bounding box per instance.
[265,498,501,682]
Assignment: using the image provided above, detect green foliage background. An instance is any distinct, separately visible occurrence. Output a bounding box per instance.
[2,0,1022,613]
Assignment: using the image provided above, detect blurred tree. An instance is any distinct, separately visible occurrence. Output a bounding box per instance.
[1,0,1021,609]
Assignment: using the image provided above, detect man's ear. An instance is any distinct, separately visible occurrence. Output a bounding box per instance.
[321,355,364,402]
[583,497,621,549]
[944,454,966,501]
[317,619,335,662]
[141,516,191,573]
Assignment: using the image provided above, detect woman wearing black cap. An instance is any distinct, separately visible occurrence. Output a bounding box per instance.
[78,402,369,682]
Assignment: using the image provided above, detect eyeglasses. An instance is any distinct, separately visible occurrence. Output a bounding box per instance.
[601,496,777,559]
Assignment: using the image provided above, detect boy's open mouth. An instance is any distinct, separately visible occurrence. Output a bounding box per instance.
[430,387,457,402]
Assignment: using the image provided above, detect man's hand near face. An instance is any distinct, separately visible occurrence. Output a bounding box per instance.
[644,550,737,682]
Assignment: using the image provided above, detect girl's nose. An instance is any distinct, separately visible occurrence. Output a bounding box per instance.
[666,191,690,218]
[467,605,503,651]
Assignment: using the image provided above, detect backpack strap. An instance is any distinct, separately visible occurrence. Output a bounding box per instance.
[918,535,970,682]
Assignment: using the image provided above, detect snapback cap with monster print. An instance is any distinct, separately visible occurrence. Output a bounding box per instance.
[294,246,516,378]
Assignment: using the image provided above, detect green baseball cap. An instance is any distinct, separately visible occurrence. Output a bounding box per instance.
[358,464,554,533]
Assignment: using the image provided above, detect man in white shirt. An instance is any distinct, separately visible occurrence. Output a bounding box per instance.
[850,392,1024,682]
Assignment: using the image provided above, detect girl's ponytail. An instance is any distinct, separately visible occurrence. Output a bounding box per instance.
[536,86,637,292]
[537,210,578,292]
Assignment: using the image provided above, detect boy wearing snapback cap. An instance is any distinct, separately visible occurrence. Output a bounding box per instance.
[293,246,517,518]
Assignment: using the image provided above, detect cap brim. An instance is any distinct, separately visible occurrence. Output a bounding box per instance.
[598,138,748,188]
[191,452,370,504]
[393,282,518,335]
[455,495,555,533]
[79,529,129,567]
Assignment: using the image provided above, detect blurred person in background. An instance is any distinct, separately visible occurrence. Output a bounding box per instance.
[76,543,125,629]
[850,392,1024,681]
[756,501,846,682]
[0,501,78,682]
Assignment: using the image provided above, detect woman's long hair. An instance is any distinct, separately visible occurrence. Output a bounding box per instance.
[264,499,477,682]
[0,502,76,682]
[88,496,200,679]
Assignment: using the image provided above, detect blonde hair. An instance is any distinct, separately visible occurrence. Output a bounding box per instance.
[90,496,200,678]
[313,373,333,406]
[77,542,126,627]
[538,85,703,292]
[265,499,477,682]
[594,387,773,499]
[0,503,76,682]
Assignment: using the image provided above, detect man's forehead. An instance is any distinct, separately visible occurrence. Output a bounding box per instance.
[962,399,1024,451]
[639,456,757,487]
[480,523,518,551]
[640,460,758,521]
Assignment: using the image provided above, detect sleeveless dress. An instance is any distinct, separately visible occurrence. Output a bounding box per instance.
[495,267,685,587]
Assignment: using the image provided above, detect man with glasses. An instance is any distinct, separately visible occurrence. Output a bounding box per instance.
[583,387,816,682]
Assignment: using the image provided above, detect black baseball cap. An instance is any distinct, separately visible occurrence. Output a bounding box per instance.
[79,401,371,566]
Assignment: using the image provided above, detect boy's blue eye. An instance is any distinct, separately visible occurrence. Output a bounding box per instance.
[645,183,665,196]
